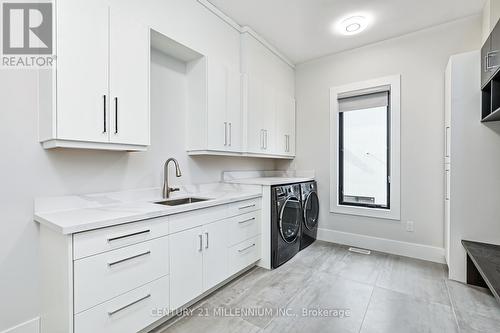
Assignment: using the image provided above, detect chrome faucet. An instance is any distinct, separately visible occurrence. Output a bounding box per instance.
[163,158,182,199]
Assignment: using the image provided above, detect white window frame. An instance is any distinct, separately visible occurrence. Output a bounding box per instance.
[330,75,401,220]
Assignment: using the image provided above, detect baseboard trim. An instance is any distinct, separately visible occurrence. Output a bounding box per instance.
[317,228,446,264]
[1,317,40,333]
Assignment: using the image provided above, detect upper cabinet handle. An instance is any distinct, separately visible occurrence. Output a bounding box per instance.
[229,122,232,146]
[103,95,107,133]
[486,51,499,71]
[225,122,228,146]
[114,97,118,134]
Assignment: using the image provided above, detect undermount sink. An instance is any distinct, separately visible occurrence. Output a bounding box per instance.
[154,197,211,206]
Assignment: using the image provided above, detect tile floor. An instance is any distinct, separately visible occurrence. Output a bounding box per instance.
[152,241,500,333]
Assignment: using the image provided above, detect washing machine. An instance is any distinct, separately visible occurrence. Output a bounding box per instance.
[300,181,319,250]
[271,184,302,268]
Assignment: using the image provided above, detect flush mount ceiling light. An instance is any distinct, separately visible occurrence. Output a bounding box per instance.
[335,14,372,36]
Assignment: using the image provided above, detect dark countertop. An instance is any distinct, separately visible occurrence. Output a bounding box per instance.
[462,240,500,302]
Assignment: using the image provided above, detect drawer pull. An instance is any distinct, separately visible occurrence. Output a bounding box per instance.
[108,251,151,267]
[238,217,256,224]
[107,293,151,316]
[238,243,256,253]
[238,204,256,210]
[107,229,151,243]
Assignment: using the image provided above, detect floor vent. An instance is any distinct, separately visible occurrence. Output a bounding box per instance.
[348,247,371,255]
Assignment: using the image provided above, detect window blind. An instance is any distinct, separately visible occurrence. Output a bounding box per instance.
[338,86,390,113]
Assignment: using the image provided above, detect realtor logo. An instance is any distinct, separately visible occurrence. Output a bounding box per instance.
[2,1,54,67]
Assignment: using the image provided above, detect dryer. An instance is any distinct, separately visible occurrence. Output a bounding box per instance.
[271,184,302,268]
[300,181,319,250]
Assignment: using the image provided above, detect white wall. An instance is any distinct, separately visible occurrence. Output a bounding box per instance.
[0,1,275,330]
[278,16,482,253]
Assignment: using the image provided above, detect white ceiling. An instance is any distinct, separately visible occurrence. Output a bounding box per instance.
[209,0,485,64]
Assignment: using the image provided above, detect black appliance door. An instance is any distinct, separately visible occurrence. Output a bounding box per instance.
[304,192,319,230]
[279,197,301,243]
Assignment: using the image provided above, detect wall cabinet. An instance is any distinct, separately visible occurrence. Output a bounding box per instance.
[276,92,296,156]
[241,31,296,158]
[246,76,277,154]
[245,76,296,156]
[206,60,242,152]
[39,0,150,151]
[481,19,500,121]
[186,30,295,159]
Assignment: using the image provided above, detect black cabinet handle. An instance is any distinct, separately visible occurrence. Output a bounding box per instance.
[103,95,107,133]
[114,97,118,134]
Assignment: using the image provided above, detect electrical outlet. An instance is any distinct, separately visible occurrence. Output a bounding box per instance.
[406,221,414,232]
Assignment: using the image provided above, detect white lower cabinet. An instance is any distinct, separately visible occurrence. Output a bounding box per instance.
[40,198,262,333]
[228,235,261,276]
[74,236,169,314]
[74,275,169,333]
[169,198,262,311]
[169,226,204,310]
[203,219,230,291]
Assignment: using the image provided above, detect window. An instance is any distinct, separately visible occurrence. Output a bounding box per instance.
[330,75,400,220]
[338,90,390,209]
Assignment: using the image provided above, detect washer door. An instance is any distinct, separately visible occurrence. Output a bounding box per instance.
[303,192,319,230]
[279,196,301,243]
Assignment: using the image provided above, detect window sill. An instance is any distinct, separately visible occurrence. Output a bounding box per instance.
[330,203,400,221]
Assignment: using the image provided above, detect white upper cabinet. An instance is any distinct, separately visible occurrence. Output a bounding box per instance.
[245,75,276,154]
[108,3,150,146]
[39,0,150,151]
[206,59,242,152]
[241,31,295,158]
[53,0,109,144]
[276,92,296,156]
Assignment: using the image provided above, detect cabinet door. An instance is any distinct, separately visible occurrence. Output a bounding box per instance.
[482,36,493,88]
[246,76,265,153]
[108,5,150,146]
[202,219,229,291]
[169,226,203,310]
[56,0,109,142]
[262,87,277,154]
[226,68,242,152]
[207,60,228,151]
[490,21,500,78]
[276,93,296,156]
[246,76,276,154]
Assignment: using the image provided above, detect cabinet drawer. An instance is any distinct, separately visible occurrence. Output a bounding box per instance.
[74,275,169,333]
[228,211,261,247]
[73,216,169,260]
[227,235,261,276]
[169,205,228,234]
[74,236,169,314]
[227,198,262,216]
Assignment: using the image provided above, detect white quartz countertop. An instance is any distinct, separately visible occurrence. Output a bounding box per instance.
[34,185,262,235]
[224,176,314,186]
